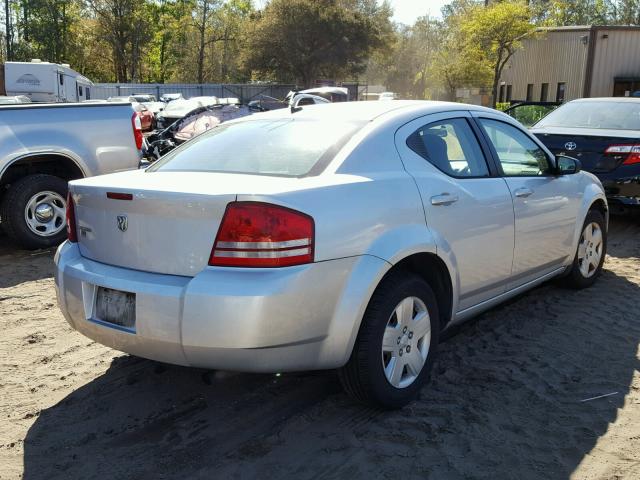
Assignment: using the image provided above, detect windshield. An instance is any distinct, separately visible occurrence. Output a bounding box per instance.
[535,101,640,130]
[148,118,363,177]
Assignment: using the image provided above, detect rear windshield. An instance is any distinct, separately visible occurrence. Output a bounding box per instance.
[148,118,362,177]
[535,101,640,130]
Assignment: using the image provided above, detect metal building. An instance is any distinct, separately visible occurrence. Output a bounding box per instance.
[499,26,640,103]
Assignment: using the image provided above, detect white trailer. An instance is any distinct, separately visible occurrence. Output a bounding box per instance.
[0,59,93,103]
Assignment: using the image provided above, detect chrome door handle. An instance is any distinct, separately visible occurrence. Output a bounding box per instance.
[430,193,459,206]
[514,187,534,198]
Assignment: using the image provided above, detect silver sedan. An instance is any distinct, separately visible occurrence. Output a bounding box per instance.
[55,101,608,408]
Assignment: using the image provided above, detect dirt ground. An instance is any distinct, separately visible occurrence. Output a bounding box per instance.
[0,218,639,480]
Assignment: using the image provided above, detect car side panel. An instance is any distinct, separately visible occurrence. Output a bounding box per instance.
[0,104,140,180]
[236,171,429,264]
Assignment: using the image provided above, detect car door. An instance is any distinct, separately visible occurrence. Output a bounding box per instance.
[472,113,582,289]
[395,111,515,311]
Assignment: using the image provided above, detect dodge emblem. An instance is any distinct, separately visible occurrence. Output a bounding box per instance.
[117,215,128,232]
[564,141,577,151]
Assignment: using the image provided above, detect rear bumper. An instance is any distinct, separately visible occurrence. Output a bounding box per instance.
[596,165,640,210]
[54,242,387,372]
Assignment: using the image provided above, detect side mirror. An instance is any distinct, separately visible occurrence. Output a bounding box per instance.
[556,154,581,175]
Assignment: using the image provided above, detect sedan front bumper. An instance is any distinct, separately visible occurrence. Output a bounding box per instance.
[54,242,388,372]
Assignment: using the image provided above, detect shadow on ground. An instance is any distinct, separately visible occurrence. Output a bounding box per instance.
[20,220,640,480]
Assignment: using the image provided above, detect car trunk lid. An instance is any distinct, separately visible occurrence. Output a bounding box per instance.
[71,170,238,277]
[532,126,640,173]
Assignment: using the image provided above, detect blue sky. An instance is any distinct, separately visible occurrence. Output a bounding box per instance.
[253,1,450,23]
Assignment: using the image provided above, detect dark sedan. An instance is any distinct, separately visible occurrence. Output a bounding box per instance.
[531,98,640,213]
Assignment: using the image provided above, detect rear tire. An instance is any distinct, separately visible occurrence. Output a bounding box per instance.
[0,174,68,250]
[339,270,440,409]
[562,209,606,289]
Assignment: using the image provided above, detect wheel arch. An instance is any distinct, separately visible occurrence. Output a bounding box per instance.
[0,152,86,190]
[589,197,609,227]
[383,252,454,332]
[571,183,609,252]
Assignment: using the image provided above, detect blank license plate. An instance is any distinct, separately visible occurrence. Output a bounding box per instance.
[95,287,136,330]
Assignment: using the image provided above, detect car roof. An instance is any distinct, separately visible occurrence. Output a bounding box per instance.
[246,100,496,124]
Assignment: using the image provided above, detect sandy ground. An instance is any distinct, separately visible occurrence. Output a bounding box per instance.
[0,218,639,480]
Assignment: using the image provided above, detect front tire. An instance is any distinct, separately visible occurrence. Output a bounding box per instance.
[562,209,606,289]
[0,174,68,250]
[339,271,440,409]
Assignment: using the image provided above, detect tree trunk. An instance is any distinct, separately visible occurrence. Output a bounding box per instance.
[491,65,500,108]
[490,47,503,108]
[197,1,208,84]
[492,47,515,108]
[5,0,12,60]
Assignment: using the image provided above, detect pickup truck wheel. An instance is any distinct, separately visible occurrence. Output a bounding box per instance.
[0,174,68,249]
[339,271,440,409]
[562,209,607,289]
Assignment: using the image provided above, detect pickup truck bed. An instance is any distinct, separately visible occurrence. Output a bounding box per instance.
[0,102,141,249]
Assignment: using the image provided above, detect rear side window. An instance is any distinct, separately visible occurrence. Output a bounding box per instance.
[149,118,362,177]
[406,118,489,177]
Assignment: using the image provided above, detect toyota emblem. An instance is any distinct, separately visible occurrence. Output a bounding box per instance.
[564,141,577,151]
[117,215,128,232]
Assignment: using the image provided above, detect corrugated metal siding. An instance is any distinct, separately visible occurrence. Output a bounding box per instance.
[590,29,640,96]
[500,30,590,101]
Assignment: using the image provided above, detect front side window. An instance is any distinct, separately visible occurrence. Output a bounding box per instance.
[406,118,489,178]
[479,118,550,176]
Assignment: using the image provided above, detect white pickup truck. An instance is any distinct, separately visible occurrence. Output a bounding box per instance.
[0,102,142,249]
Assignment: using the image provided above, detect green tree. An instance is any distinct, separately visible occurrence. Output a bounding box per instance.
[243,0,383,86]
[461,0,536,107]
[608,0,640,24]
[18,0,80,62]
[541,0,611,25]
[86,0,153,82]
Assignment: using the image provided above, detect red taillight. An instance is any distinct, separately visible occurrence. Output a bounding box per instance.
[604,144,640,165]
[66,192,78,243]
[209,202,314,268]
[131,112,143,150]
